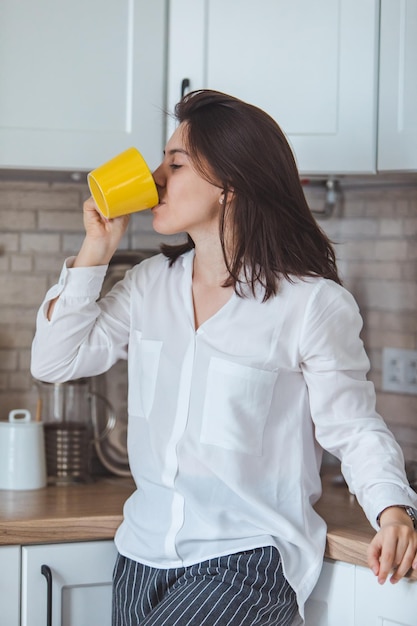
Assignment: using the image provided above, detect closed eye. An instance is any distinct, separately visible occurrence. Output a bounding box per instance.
[170,163,182,170]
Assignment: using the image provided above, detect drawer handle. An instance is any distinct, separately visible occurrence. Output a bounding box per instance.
[181,78,190,99]
[41,564,53,626]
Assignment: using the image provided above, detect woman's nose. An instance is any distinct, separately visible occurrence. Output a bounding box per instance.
[152,164,166,191]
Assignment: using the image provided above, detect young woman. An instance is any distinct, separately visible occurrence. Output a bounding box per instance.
[31,90,417,626]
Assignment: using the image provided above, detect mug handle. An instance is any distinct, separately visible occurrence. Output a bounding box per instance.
[9,409,31,423]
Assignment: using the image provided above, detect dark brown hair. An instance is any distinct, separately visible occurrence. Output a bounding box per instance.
[161,90,341,300]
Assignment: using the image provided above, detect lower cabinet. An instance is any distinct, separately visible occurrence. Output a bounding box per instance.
[304,560,355,625]
[21,540,117,626]
[355,565,417,626]
[3,543,417,625]
[305,558,417,626]
[0,540,117,626]
[0,545,21,626]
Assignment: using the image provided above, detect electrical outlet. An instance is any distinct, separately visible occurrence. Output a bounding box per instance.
[382,347,417,395]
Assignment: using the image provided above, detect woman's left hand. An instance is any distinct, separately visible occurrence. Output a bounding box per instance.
[367,506,417,584]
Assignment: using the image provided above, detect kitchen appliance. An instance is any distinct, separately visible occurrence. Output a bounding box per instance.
[35,379,115,484]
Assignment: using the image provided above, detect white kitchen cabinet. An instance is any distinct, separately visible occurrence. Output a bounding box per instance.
[168,0,417,175]
[21,540,117,626]
[167,0,380,175]
[304,559,355,626]
[0,545,21,626]
[378,0,417,171]
[0,0,167,171]
[304,558,417,626]
[355,565,417,626]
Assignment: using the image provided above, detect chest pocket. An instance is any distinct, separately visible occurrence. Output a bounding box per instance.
[128,331,162,418]
[201,357,278,456]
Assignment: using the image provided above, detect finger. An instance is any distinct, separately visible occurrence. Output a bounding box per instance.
[367,540,382,577]
[377,538,399,584]
[83,196,99,211]
[390,542,417,583]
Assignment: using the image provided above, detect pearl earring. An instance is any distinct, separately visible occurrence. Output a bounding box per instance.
[219,196,224,205]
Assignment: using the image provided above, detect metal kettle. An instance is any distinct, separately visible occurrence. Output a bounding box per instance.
[34,378,115,484]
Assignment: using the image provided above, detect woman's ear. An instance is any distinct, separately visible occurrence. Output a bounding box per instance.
[220,188,235,205]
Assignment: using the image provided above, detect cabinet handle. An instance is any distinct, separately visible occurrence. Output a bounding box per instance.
[181,78,190,99]
[41,564,53,626]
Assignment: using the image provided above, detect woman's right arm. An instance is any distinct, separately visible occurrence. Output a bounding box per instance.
[47,197,130,320]
[31,198,131,381]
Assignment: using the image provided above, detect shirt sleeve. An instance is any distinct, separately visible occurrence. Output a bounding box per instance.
[299,279,417,529]
[31,258,132,383]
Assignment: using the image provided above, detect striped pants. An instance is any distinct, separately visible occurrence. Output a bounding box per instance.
[112,546,298,626]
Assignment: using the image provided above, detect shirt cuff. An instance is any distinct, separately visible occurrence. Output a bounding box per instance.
[369,483,417,530]
[57,257,108,298]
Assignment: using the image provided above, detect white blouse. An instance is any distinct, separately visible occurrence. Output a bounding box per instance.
[31,250,417,620]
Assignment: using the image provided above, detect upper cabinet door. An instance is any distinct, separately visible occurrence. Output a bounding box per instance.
[378,0,417,171]
[0,0,167,171]
[167,0,379,175]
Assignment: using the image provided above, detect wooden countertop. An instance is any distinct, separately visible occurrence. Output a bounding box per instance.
[0,477,134,545]
[316,472,381,567]
[0,471,416,579]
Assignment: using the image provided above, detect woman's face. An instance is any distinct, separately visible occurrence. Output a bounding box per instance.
[151,123,223,238]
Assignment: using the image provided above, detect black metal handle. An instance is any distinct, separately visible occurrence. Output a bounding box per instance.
[41,564,53,626]
[181,78,190,99]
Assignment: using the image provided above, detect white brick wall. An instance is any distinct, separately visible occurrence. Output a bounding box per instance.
[0,175,416,460]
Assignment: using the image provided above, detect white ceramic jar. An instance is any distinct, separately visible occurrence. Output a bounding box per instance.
[0,409,47,490]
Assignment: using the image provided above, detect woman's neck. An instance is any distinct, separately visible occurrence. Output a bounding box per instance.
[192,240,229,288]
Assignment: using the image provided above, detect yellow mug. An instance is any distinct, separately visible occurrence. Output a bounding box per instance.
[87,147,159,219]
